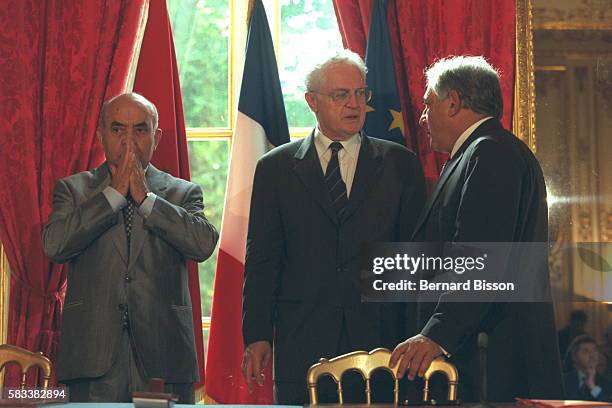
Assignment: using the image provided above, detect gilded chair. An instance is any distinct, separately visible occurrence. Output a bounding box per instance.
[307,348,399,404]
[0,344,53,395]
[422,357,459,404]
[306,347,459,405]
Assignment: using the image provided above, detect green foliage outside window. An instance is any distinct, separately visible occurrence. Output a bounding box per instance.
[168,0,229,128]
[167,0,342,318]
[280,0,342,127]
[188,140,229,316]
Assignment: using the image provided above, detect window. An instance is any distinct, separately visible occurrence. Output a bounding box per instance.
[167,0,342,322]
[168,0,230,129]
[278,0,344,128]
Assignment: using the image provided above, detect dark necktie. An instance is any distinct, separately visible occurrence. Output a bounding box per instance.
[579,382,593,400]
[325,142,348,219]
[122,195,136,251]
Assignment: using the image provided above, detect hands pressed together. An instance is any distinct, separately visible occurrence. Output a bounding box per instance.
[109,140,150,204]
[390,334,444,381]
[584,364,598,390]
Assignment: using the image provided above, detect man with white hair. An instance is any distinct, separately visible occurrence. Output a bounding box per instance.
[242,50,426,404]
[389,56,564,402]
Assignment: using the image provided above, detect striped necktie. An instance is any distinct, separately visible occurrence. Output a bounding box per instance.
[325,142,348,219]
[122,195,136,251]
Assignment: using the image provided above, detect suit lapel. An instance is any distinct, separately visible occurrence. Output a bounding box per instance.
[412,154,462,237]
[293,132,339,226]
[128,164,168,270]
[89,163,129,265]
[88,163,112,197]
[412,118,502,238]
[342,134,382,223]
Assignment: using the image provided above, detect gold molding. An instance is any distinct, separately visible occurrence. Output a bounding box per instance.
[0,243,9,345]
[534,21,612,31]
[514,0,537,152]
[202,316,211,331]
[288,127,312,139]
[535,65,568,72]
[272,0,281,59]
[185,127,310,140]
[186,128,233,140]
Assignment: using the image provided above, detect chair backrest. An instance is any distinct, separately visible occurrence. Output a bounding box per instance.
[306,347,459,405]
[422,357,459,403]
[307,348,399,404]
[0,344,53,395]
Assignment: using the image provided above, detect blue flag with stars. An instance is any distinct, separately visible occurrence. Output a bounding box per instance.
[364,0,405,145]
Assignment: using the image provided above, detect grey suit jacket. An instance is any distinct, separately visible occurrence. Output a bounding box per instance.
[43,163,218,383]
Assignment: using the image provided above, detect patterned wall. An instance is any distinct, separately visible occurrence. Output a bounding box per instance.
[533,7,612,341]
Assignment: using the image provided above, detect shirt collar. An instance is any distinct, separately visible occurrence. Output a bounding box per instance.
[314,127,361,159]
[450,116,493,159]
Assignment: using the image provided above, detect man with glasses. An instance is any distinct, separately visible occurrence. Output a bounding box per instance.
[242,50,426,404]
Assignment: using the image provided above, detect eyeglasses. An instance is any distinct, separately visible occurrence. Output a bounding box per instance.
[311,87,372,104]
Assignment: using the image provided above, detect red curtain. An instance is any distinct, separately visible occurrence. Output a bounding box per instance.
[132,0,207,396]
[333,0,515,191]
[0,0,148,385]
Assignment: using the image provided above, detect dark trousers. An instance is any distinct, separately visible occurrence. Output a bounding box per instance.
[65,328,194,403]
[274,315,396,405]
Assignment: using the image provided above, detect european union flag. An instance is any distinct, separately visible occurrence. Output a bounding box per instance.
[364,0,405,145]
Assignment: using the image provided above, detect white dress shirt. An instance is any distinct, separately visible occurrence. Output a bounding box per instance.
[449,116,494,158]
[103,165,156,217]
[313,128,361,197]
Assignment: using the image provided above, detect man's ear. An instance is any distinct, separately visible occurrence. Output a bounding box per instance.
[154,128,163,149]
[96,128,103,144]
[447,89,462,117]
[305,92,318,113]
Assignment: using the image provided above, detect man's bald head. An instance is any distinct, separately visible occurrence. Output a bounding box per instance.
[96,92,162,168]
[98,93,159,131]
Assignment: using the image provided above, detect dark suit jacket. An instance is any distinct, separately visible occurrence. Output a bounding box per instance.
[412,118,564,402]
[242,132,426,386]
[558,327,586,365]
[564,370,612,402]
[43,163,218,383]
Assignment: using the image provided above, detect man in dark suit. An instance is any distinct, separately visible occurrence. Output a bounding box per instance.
[389,56,564,402]
[564,335,612,402]
[558,309,589,363]
[241,50,426,404]
[43,93,218,403]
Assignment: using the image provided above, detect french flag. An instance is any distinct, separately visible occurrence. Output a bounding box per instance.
[205,0,289,403]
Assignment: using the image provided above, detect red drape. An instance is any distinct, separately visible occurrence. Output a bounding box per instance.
[0,0,148,385]
[333,0,515,191]
[132,0,207,396]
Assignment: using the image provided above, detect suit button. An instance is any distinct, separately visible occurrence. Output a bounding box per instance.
[125,275,132,282]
